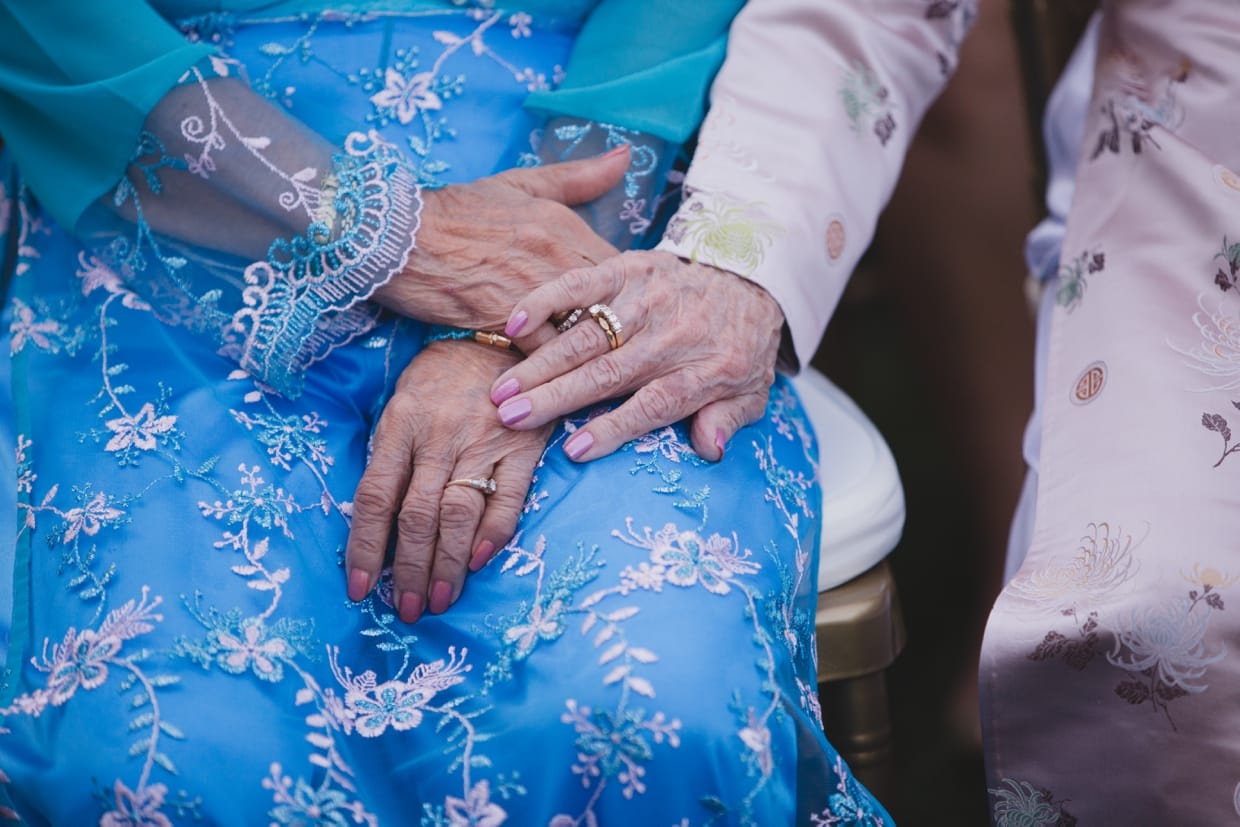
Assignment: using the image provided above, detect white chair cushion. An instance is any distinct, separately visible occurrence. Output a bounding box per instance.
[791,368,905,592]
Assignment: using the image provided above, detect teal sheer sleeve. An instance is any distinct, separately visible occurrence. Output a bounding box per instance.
[0,1,213,231]
[0,2,422,398]
[524,0,747,144]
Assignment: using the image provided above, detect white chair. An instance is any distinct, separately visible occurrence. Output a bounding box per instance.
[791,367,906,799]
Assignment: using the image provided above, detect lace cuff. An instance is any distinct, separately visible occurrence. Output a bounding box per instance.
[84,59,421,398]
[225,132,419,391]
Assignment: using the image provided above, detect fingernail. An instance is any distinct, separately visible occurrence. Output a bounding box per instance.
[491,377,520,405]
[469,540,495,572]
[564,430,594,460]
[399,591,424,624]
[505,310,528,338]
[429,580,453,615]
[347,567,370,602]
[715,428,726,461]
[498,397,532,426]
[602,143,630,158]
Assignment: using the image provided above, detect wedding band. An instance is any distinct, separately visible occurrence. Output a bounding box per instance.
[472,330,513,350]
[553,308,584,333]
[445,477,497,496]
[588,303,623,350]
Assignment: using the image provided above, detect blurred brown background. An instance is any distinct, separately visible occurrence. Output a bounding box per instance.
[813,1,1042,822]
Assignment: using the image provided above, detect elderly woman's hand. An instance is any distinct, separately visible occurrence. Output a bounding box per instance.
[345,341,554,622]
[488,249,785,461]
[372,148,627,331]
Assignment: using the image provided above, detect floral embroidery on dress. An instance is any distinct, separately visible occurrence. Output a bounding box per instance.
[1017,523,1229,731]
[1055,249,1106,310]
[2,589,193,825]
[1006,522,1137,610]
[840,61,896,146]
[988,778,1077,827]
[662,189,778,277]
[1090,54,1189,159]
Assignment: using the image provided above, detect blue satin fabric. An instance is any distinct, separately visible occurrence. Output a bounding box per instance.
[0,12,891,825]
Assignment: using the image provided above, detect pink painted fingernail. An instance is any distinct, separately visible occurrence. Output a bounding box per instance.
[429,580,453,615]
[715,428,726,461]
[399,591,424,624]
[505,310,529,338]
[347,567,370,602]
[564,430,594,460]
[469,540,496,572]
[602,143,630,158]
[499,397,532,426]
[491,377,520,405]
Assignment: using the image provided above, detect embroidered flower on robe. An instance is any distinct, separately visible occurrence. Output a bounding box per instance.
[1107,597,1225,693]
[504,598,565,658]
[738,709,773,778]
[45,628,121,705]
[9,300,63,354]
[369,69,442,124]
[104,404,177,453]
[62,493,125,544]
[217,622,290,681]
[445,780,506,827]
[648,525,759,594]
[100,780,172,827]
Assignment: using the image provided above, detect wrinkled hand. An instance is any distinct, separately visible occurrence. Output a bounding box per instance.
[346,342,555,622]
[372,148,626,332]
[488,250,785,462]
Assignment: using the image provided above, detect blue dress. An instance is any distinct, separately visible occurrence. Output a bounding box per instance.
[0,3,892,824]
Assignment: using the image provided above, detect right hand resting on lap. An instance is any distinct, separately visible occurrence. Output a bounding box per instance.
[371,147,628,333]
[344,341,555,623]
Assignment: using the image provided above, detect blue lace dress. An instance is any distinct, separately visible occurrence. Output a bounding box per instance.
[0,2,891,824]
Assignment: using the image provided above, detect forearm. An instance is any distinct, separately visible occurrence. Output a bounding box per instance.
[657,0,975,371]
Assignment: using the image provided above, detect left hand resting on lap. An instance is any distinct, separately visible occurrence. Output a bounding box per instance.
[346,342,554,622]
[490,249,785,462]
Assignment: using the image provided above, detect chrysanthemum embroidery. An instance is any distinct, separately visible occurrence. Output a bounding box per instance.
[662,191,777,277]
[1107,590,1226,730]
[988,778,1075,827]
[1005,521,1137,610]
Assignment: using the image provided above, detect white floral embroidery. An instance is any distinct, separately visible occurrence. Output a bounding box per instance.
[104,403,177,453]
[1107,597,1225,693]
[369,69,443,124]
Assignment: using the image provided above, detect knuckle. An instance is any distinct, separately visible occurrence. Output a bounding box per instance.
[391,553,431,585]
[437,493,478,530]
[396,500,438,545]
[561,267,595,296]
[351,478,397,520]
[564,327,602,362]
[584,355,626,397]
[634,383,679,425]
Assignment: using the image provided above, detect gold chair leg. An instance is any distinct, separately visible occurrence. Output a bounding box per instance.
[818,670,896,804]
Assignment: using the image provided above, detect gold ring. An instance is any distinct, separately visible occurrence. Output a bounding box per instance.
[553,308,584,333]
[445,477,497,496]
[588,303,623,350]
